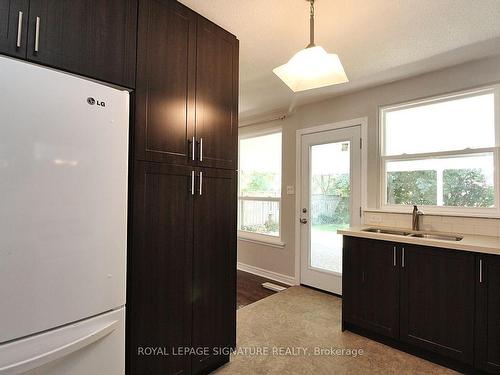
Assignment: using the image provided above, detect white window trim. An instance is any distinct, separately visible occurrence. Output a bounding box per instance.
[237,127,284,245]
[379,85,500,216]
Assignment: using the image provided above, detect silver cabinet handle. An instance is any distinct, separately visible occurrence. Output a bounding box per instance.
[199,138,203,162]
[191,171,195,195]
[479,259,483,283]
[16,11,23,48]
[34,16,40,52]
[402,247,405,268]
[199,171,203,195]
[191,136,196,161]
[393,246,397,267]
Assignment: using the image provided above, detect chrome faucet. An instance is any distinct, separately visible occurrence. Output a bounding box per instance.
[412,205,424,231]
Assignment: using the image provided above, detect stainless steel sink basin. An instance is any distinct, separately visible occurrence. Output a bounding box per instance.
[362,228,410,236]
[408,233,463,241]
[362,227,463,241]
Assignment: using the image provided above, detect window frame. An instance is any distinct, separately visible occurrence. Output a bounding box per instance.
[379,85,500,216]
[237,127,284,246]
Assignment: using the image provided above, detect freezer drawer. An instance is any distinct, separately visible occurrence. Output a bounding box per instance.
[0,308,125,375]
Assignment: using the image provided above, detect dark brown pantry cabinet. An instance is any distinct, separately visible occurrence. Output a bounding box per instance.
[128,1,239,374]
[128,164,237,375]
[476,255,500,373]
[0,0,137,87]
[134,0,239,169]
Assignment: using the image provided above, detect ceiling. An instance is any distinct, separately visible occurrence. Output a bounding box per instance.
[179,0,500,121]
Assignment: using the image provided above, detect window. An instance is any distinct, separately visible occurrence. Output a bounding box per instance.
[381,87,499,213]
[238,131,282,239]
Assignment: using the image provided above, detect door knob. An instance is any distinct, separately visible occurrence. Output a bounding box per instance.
[300,218,308,224]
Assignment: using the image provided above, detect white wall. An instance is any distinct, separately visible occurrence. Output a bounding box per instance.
[237,54,500,281]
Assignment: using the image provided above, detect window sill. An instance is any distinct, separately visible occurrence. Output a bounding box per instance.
[366,208,500,219]
[237,232,285,248]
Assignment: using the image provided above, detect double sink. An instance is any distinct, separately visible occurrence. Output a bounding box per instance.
[363,227,463,242]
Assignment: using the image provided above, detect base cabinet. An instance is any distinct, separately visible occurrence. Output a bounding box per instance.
[400,244,475,364]
[343,236,497,373]
[476,255,500,373]
[342,237,399,339]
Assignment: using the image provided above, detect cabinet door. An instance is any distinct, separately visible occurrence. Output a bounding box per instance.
[195,17,238,170]
[128,162,193,375]
[475,255,500,373]
[192,168,236,373]
[135,0,196,164]
[342,236,366,327]
[342,237,399,339]
[0,0,29,57]
[400,245,475,364]
[26,0,137,87]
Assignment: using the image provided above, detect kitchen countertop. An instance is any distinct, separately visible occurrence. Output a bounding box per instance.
[338,226,500,256]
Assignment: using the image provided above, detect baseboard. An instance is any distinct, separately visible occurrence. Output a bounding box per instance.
[237,262,297,286]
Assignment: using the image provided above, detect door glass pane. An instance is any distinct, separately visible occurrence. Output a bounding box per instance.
[310,142,350,273]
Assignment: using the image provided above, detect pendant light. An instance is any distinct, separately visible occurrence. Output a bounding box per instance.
[273,0,348,92]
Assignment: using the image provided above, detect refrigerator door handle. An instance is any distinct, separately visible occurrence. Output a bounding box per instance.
[0,320,118,375]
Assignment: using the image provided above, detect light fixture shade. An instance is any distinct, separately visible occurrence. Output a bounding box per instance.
[273,46,348,92]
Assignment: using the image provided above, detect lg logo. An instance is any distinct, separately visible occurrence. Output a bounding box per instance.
[87,97,106,107]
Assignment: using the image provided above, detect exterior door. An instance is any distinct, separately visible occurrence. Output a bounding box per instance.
[0,0,29,58]
[300,126,361,294]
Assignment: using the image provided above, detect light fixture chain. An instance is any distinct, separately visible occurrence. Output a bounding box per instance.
[308,0,315,47]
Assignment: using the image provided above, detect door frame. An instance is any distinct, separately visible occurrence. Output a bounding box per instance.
[294,117,368,286]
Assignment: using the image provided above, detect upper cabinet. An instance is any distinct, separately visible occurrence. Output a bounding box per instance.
[27,0,137,88]
[0,0,137,88]
[134,1,239,169]
[0,0,29,58]
[195,17,239,170]
[135,0,197,165]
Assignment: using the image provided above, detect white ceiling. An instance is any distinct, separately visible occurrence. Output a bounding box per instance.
[180,0,500,121]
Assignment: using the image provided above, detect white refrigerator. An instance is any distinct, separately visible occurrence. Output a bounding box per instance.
[0,55,128,375]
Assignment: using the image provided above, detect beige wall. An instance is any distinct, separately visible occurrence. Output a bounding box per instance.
[237,55,500,280]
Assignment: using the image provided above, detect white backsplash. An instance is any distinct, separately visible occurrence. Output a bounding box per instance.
[363,211,500,237]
